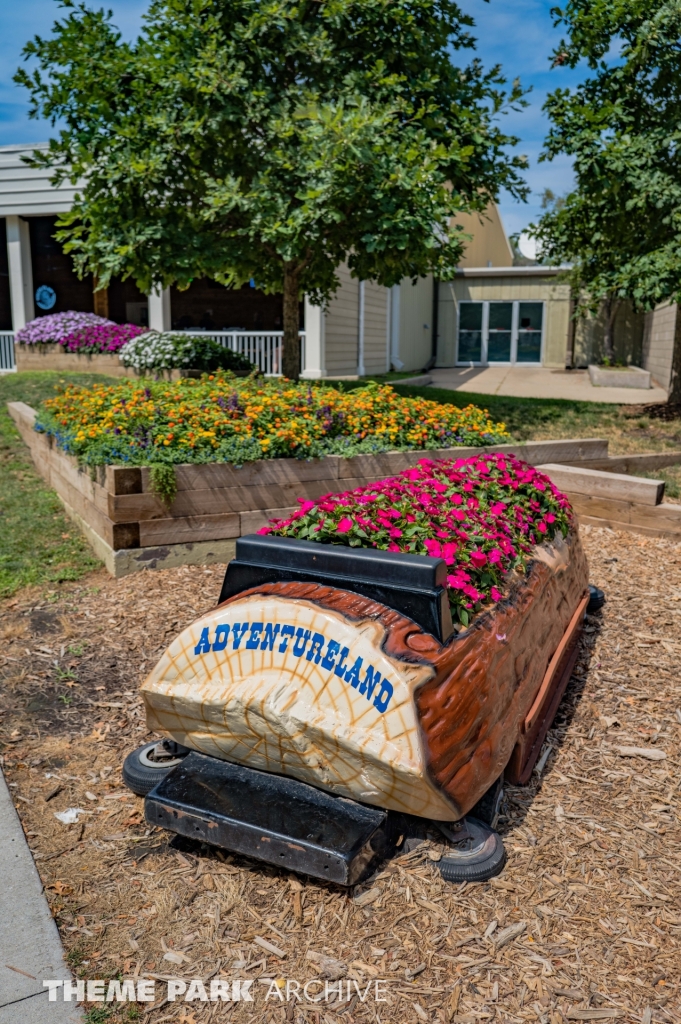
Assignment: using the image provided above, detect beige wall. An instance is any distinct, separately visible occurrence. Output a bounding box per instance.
[322,267,390,377]
[396,276,433,371]
[641,302,677,389]
[436,274,571,368]
[572,301,644,369]
[454,203,514,268]
[323,263,360,378]
[363,280,389,374]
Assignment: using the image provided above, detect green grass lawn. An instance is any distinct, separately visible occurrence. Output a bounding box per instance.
[388,384,681,455]
[0,371,118,599]
[2,369,681,602]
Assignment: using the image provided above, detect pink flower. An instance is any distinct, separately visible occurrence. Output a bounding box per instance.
[389,527,403,539]
[491,587,502,602]
[537,522,547,534]
[336,517,353,533]
[442,542,458,564]
[424,538,442,558]
[469,550,487,568]
[488,548,502,564]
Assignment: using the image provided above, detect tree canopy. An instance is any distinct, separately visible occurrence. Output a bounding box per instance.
[18,0,527,377]
[532,1,681,361]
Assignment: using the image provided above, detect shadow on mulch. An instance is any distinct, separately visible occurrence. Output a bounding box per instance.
[497,606,604,838]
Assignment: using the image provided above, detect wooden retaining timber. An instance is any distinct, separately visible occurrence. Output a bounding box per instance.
[537,463,665,506]
[8,398,681,574]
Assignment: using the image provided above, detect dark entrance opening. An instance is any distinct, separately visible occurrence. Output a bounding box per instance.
[28,216,94,317]
[170,279,283,331]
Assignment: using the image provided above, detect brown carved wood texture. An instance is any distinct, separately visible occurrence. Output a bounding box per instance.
[220,529,588,819]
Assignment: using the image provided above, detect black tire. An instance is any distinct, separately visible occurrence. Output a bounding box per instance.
[438,817,507,883]
[122,740,189,797]
[469,775,504,829]
[587,584,605,613]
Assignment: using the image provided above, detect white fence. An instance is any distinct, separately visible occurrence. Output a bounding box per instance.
[177,331,305,377]
[0,332,15,371]
[0,330,306,377]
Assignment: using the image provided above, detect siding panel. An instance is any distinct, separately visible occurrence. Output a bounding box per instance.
[324,263,359,377]
[0,145,76,216]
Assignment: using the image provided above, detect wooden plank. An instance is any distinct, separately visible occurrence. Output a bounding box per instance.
[144,455,342,493]
[47,460,139,549]
[492,438,609,465]
[334,439,611,480]
[577,514,681,540]
[139,513,240,546]
[569,493,681,536]
[105,465,143,495]
[46,446,111,518]
[9,402,116,516]
[240,506,298,535]
[7,401,38,451]
[538,463,665,507]
[574,451,681,474]
[108,492,166,523]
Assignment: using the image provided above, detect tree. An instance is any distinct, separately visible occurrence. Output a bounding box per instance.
[18,0,527,379]
[531,1,681,369]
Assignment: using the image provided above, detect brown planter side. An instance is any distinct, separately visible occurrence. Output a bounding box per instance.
[13,397,670,574]
[14,343,140,378]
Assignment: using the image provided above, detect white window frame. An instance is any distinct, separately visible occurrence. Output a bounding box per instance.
[456,300,545,366]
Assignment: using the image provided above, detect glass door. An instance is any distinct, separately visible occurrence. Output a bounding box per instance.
[457,302,484,363]
[487,302,513,362]
[456,300,544,365]
[517,302,543,362]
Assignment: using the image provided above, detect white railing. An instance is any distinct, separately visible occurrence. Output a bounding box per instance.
[172,330,305,377]
[0,329,307,376]
[0,332,16,372]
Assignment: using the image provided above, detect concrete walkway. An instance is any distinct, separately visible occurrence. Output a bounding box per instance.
[0,770,81,1023]
[430,365,668,405]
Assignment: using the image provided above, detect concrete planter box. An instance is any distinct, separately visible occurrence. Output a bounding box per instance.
[7,400,628,576]
[588,364,651,389]
[15,343,136,378]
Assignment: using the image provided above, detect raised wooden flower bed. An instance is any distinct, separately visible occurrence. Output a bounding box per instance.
[15,342,137,377]
[9,400,622,577]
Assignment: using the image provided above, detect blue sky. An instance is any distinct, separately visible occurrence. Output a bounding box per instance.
[0,0,588,236]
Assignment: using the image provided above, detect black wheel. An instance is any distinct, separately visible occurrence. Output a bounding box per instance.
[437,817,507,883]
[587,584,605,613]
[122,740,189,797]
[469,776,504,829]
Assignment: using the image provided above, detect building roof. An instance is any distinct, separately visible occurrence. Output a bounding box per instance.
[454,265,570,277]
[0,144,77,217]
[454,203,515,268]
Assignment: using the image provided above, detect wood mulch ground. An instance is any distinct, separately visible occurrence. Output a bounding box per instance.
[0,529,679,1024]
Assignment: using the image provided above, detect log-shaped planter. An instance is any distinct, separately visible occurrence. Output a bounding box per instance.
[141,528,588,820]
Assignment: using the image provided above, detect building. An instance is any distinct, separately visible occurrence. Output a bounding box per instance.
[0,143,673,387]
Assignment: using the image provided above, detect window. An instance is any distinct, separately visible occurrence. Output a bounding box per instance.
[457,300,543,364]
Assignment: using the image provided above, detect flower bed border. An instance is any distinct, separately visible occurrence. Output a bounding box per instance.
[15,343,137,378]
[13,399,670,578]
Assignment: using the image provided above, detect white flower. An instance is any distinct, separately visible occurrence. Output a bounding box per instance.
[119,332,199,371]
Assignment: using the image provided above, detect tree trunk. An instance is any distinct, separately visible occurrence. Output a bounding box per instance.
[282,264,301,380]
[603,295,619,363]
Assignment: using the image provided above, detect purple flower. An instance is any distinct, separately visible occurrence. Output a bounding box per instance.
[15,311,145,353]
